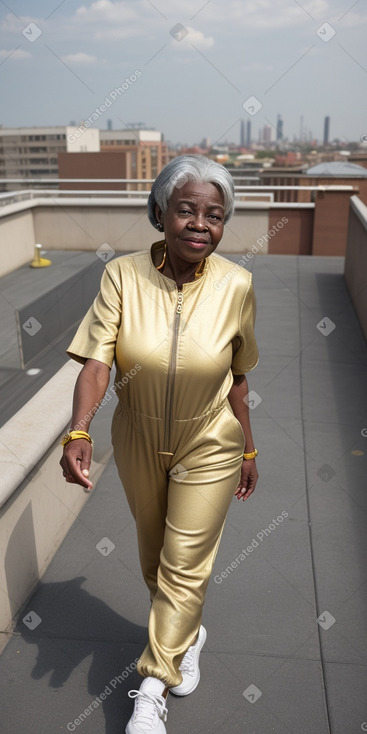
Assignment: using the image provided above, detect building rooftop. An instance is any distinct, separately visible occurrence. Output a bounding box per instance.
[1,253,367,734]
[306,161,367,176]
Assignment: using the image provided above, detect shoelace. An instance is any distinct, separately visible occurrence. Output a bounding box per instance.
[179,643,196,676]
[128,689,168,725]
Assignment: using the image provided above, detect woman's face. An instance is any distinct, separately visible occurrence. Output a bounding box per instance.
[155,180,225,266]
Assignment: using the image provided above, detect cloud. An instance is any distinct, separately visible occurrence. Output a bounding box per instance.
[228,0,329,29]
[1,13,43,34]
[75,0,138,23]
[74,0,141,39]
[162,0,333,29]
[61,52,97,64]
[0,48,31,60]
[171,26,214,50]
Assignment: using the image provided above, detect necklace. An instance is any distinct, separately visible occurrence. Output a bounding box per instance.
[156,242,167,271]
[156,242,206,279]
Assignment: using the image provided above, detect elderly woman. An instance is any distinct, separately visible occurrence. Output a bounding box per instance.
[60,154,259,734]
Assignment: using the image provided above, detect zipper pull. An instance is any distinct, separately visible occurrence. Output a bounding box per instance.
[176,291,184,314]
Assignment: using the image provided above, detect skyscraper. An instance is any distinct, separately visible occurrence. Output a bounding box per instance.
[240,119,245,147]
[261,125,273,144]
[246,120,251,148]
[323,116,330,145]
[276,114,283,143]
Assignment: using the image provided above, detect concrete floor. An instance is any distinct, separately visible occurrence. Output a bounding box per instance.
[1,254,367,734]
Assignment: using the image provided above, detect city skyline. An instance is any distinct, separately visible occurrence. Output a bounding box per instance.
[0,0,366,147]
[0,115,343,151]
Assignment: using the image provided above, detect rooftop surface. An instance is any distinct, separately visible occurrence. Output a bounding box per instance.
[1,254,367,734]
[306,161,367,176]
[0,251,105,425]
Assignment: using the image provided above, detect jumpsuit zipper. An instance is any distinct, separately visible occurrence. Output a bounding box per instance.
[158,288,183,456]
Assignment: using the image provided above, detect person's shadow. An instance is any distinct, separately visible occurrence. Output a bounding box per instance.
[16,576,148,733]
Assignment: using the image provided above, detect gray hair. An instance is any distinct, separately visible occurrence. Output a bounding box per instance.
[147,154,235,229]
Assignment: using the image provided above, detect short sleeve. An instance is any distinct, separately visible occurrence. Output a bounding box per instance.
[231,277,259,375]
[66,264,121,368]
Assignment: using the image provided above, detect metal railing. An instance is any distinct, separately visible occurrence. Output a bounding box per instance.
[0,179,355,209]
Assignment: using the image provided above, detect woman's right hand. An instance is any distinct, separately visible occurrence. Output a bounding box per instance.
[59,438,94,491]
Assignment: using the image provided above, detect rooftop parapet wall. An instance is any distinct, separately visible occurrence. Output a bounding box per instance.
[0,360,115,632]
[344,196,367,343]
[0,207,36,276]
[0,184,358,277]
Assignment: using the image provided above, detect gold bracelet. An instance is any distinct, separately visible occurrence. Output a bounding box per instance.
[243,449,258,460]
[60,430,93,447]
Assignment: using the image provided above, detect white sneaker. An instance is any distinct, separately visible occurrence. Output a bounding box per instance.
[170,625,207,697]
[126,677,168,733]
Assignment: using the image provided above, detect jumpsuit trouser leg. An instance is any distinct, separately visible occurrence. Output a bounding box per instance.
[112,401,245,688]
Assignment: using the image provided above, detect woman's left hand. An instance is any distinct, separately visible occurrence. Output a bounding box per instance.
[234,459,258,501]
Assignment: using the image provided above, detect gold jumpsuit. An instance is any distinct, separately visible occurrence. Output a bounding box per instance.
[67,241,258,688]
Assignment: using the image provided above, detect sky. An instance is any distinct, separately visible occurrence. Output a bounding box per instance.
[0,0,366,147]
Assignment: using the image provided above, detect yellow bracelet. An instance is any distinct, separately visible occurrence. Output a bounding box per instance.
[60,430,93,447]
[243,449,258,460]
